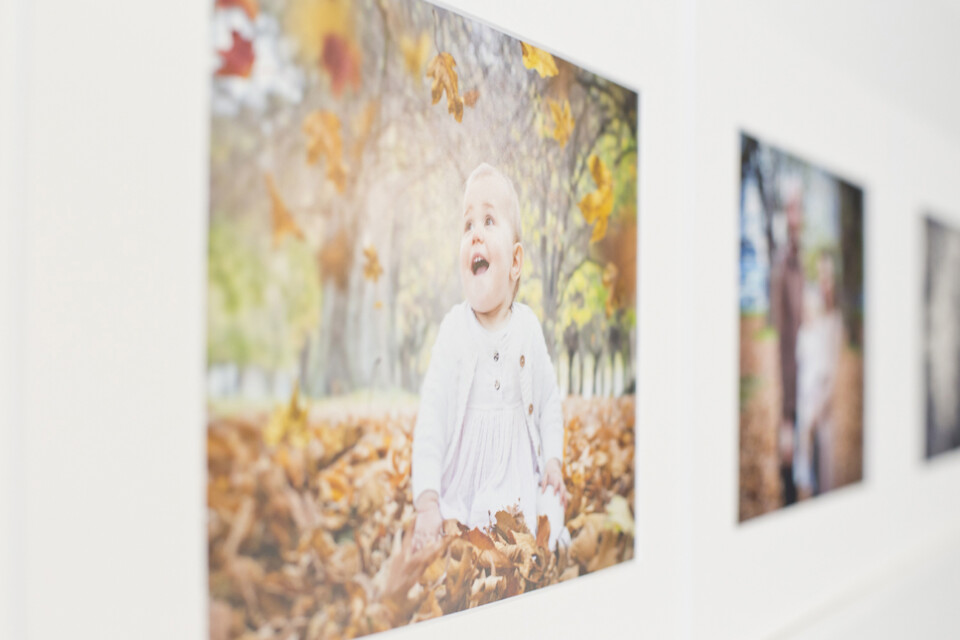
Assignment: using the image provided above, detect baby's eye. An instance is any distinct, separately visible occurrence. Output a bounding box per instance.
[485,215,494,226]
[464,220,473,233]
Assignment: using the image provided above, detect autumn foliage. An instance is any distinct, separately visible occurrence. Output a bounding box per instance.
[216,31,255,78]
[208,396,635,639]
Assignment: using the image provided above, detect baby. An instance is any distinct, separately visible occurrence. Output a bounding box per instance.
[410,163,569,551]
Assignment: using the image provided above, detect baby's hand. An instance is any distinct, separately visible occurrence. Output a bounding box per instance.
[412,491,443,552]
[540,458,569,508]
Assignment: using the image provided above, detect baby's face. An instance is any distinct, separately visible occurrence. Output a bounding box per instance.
[459,174,520,316]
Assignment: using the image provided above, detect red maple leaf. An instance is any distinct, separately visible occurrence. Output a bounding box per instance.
[215,0,258,19]
[215,31,255,78]
[321,34,361,96]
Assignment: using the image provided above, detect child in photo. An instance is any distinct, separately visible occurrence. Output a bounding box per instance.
[411,163,570,552]
[795,252,842,497]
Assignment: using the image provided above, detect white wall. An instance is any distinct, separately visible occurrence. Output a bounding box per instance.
[689,3,960,638]
[1,1,957,639]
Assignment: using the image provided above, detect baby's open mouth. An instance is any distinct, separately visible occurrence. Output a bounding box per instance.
[471,255,490,275]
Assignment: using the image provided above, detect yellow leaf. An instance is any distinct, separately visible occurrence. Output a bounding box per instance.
[265,173,304,247]
[520,42,558,77]
[285,0,352,63]
[362,245,383,282]
[426,52,464,123]
[605,494,635,536]
[400,32,430,77]
[303,110,348,192]
[263,381,310,447]
[462,89,480,108]
[317,228,351,290]
[547,98,575,147]
[578,154,614,243]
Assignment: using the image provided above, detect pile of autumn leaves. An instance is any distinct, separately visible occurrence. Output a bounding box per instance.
[208,392,635,639]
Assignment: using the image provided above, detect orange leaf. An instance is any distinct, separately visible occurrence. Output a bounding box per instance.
[535,514,551,549]
[215,31,255,78]
[602,262,620,317]
[596,217,637,311]
[265,174,304,247]
[303,110,348,192]
[426,52,464,123]
[400,32,431,77]
[215,0,258,19]
[520,42,558,77]
[462,89,480,108]
[460,527,496,551]
[578,154,614,243]
[362,245,383,282]
[317,228,352,290]
[547,98,575,147]
[321,33,361,96]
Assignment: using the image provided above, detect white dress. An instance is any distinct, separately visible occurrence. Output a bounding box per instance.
[795,307,842,494]
[438,309,542,534]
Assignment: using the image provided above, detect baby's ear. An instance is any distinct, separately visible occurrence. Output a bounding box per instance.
[512,242,524,275]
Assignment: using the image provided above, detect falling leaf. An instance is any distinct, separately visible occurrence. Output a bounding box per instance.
[400,32,431,77]
[263,381,310,447]
[215,31,255,78]
[265,174,304,247]
[578,154,614,243]
[303,110,348,192]
[321,33,362,96]
[426,52,464,123]
[547,98,575,147]
[215,0,258,19]
[362,245,383,282]
[285,0,352,63]
[373,300,384,310]
[520,42,558,77]
[318,228,352,290]
[462,89,480,108]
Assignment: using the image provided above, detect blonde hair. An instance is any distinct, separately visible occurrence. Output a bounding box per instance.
[464,163,523,300]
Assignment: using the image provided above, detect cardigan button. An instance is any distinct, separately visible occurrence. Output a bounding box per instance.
[493,351,499,362]
[494,380,500,390]
[520,355,525,367]
[528,403,533,415]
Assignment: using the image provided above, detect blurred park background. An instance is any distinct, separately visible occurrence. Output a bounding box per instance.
[738,134,864,521]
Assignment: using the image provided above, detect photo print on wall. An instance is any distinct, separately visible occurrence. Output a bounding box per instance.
[206,0,638,637]
[924,215,960,459]
[738,133,864,522]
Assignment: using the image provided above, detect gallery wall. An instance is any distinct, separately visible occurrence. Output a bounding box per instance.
[689,2,960,638]
[1,1,958,639]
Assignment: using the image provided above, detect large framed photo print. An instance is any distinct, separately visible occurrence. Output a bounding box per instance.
[738,133,865,522]
[924,215,960,460]
[206,0,639,637]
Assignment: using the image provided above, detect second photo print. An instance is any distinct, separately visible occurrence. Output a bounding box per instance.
[738,133,865,522]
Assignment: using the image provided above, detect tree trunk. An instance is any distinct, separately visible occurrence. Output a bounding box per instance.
[591,349,603,396]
